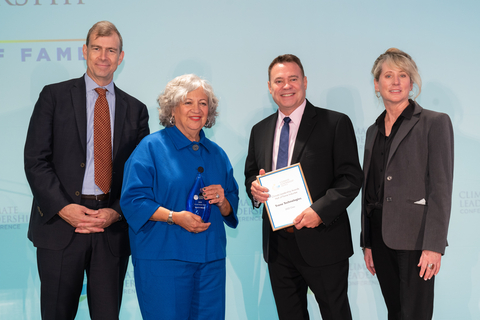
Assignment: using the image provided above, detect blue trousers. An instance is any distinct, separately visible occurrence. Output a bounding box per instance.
[133,258,226,320]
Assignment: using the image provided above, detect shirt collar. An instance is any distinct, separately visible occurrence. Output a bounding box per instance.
[84,73,115,95]
[375,99,415,127]
[165,126,211,153]
[277,99,306,125]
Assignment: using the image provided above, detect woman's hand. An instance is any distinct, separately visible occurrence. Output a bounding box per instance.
[202,185,232,216]
[363,248,376,276]
[173,210,211,233]
[418,250,442,280]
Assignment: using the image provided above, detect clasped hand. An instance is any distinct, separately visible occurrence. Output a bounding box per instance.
[58,203,119,234]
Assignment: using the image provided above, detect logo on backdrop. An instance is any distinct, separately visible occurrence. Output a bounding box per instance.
[355,126,367,148]
[123,270,136,295]
[459,190,480,214]
[348,262,377,286]
[237,198,262,222]
[20,46,85,62]
[0,42,85,62]
[2,0,84,6]
[0,206,27,230]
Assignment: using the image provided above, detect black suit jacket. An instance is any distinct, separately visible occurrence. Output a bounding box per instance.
[245,100,363,266]
[24,76,149,257]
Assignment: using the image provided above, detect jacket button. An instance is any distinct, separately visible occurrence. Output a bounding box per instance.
[386,176,392,181]
[80,163,85,168]
[75,191,80,196]
[386,197,392,202]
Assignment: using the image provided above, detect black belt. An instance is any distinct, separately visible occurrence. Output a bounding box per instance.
[81,193,110,201]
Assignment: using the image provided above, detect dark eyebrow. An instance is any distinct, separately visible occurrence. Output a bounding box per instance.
[90,44,118,52]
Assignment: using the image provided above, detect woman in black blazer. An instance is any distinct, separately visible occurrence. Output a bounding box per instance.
[361,48,454,320]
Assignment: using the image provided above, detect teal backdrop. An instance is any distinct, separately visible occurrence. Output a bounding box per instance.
[1,0,479,319]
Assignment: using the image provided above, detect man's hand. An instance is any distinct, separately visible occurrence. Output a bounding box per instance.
[364,248,376,276]
[58,204,106,233]
[251,169,269,203]
[76,208,121,234]
[292,207,322,229]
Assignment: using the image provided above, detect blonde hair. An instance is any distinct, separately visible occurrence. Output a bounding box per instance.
[86,21,123,52]
[372,48,422,99]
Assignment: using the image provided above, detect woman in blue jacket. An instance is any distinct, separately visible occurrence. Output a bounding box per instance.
[121,74,239,320]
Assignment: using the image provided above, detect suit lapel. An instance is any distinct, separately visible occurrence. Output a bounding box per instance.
[363,125,378,181]
[71,77,87,152]
[264,113,277,172]
[112,85,127,160]
[387,102,422,167]
[291,101,317,164]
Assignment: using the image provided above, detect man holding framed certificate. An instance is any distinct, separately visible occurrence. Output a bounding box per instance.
[244,54,363,320]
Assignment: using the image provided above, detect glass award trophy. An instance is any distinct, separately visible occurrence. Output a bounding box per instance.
[186,167,211,222]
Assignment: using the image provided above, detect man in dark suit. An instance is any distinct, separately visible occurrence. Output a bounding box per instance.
[244,54,363,320]
[24,21,149,319]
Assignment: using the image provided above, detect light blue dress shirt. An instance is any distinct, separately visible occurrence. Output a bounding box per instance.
[82,74,116,195]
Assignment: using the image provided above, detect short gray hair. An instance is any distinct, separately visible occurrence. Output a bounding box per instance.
[372,48,422,100]
[157,74,219,128]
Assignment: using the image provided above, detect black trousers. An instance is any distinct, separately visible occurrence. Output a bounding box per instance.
[36,198,129,320]
[370,209,434,320]
[268,230,352,320]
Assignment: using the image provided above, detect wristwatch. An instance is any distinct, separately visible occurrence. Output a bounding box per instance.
[167,211,174,225]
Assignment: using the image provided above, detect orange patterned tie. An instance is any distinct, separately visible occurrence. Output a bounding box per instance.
[94,88,112,194]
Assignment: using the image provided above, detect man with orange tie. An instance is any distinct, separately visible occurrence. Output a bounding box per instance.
[24,21,149,319]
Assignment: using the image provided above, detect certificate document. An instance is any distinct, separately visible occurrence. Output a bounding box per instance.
[257,163,312,231]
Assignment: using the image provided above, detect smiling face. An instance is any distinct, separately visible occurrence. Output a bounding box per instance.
[83,33,124,86]
[374,62,413,107]
[268,62,307,115]
[172,87,209,141]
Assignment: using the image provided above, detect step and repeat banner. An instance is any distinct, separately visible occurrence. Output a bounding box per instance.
[1,1,479,319]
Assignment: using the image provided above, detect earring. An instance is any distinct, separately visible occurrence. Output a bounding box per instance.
[375,91,380,99]
[169,115,175,126]
[204,119,211,128]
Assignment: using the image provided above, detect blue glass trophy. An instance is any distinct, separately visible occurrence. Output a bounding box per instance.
[186,167,211,222]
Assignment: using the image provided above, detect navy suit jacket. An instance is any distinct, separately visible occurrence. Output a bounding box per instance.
[361,101,454,254]
[245,100,363,266]
[25,76,149,257]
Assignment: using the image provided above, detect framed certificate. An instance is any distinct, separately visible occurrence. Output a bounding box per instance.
[257,163,312,231]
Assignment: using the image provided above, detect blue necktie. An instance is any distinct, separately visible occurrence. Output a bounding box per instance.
[276,117,291,169]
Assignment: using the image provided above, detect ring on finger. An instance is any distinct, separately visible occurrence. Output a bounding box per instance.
[428,263,434,270]
[216,194,219,199]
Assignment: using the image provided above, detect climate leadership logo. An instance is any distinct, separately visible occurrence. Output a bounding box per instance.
[459,190,480,214]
